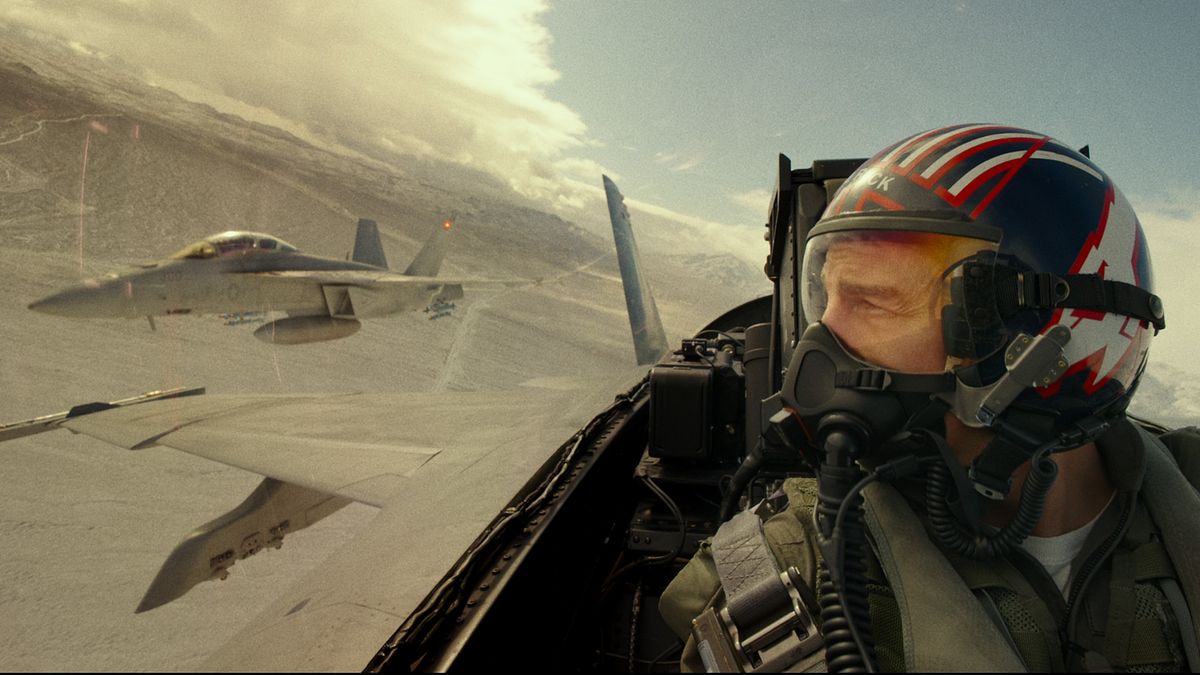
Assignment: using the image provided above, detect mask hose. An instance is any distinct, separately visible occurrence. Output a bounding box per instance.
[926,444,1058,558]
[778,323,952,673]
[815,432,875,673]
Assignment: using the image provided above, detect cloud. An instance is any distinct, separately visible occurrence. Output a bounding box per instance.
[670,156,702,172]
[0,1,769,273]
[0,0,593,206]
[554,157,619,183]
[1129,188,1200,379]
[732,188,774,217]
[622,194,763,266]
[653,151,702,173]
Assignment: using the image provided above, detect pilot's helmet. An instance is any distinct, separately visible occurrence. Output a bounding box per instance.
[802,124,1161,434]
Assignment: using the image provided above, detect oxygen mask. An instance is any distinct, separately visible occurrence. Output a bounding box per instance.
[777,229,999,465]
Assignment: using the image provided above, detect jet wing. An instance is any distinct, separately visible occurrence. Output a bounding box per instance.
[58,391,552,508]
[248,269,527,289]
[51,380,631,670]
[252,270,525,319]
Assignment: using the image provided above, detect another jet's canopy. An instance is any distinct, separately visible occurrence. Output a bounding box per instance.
[170,231,299,260]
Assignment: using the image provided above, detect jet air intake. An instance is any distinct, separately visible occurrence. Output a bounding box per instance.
[253,316,361,345]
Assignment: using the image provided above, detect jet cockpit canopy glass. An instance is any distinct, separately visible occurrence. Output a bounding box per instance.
[169,231,298,260]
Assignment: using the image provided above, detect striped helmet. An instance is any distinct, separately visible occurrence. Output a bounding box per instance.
[805,124,1163,433]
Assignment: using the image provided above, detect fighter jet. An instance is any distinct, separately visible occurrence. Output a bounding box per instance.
[27,218,503,344]
[2,175,759,671]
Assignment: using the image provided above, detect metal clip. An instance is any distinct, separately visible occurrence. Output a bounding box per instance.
[692,567,824,672]
[948,326,1072,428]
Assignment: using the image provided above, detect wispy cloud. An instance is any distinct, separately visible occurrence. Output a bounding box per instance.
[731,188,773,217]
[1130,188,1200,378]
[670,157,702,172]
[654,150,703,173]
[1,1,766,270]
[621,193,762,266]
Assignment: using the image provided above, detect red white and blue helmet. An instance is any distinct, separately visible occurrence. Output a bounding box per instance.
[804,124,1164,432]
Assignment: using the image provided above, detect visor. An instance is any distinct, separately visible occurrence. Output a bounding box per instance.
[801,229,1000,374]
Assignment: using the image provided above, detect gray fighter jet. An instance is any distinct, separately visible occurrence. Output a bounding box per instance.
[2,177,679,670]
[28,218,498,344]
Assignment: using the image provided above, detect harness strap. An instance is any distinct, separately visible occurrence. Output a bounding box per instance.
[1103,549,1138,668]
[1117,505,1196,669]
[1160,578,1200,672]
[971,588,1026,665]
[712,509,787,631]
[862,482,1027,672]
[1139,428,1200,652]
[951,554,1065,672]
[1131,539,1176,582]
[705,508,825,672]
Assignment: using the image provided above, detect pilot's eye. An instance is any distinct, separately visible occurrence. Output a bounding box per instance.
[852,298,889,314]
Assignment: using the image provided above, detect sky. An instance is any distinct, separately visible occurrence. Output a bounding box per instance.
[1,0,1198,368]
[543,2,1200,219]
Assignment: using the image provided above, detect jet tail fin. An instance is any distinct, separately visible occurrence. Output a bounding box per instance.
[603,175,669,366]
[352,218,389,269]
[403,220,452,277]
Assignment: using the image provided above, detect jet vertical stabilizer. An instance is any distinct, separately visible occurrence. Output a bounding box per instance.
[403,219,453,277]
[352,218,389,269]
[603,175,669,366]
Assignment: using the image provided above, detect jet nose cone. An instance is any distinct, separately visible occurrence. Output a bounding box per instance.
[28,281,119,317]
[28,289,84,316]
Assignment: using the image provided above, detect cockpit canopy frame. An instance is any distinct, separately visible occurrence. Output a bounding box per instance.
[170,231,298,260]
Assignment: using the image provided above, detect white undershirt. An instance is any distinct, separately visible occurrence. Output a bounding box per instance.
[1019,494,1115,596]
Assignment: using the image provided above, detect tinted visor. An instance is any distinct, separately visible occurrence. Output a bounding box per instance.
[801,229,1000,374]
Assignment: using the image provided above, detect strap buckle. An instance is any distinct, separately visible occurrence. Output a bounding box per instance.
[693,567,825,672]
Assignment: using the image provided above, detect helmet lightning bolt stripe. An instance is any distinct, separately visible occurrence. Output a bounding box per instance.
[815,123,1160,433]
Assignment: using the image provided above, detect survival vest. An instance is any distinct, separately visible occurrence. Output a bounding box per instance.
[659,421,1200,672]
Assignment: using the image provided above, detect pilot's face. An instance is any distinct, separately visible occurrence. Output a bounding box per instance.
[819,237,951,374]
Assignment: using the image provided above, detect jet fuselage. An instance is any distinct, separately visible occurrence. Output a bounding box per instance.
[29,251,385,319]
[29,221,464,336]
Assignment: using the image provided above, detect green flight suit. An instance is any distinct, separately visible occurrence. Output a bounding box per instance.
[660,420,1200,672]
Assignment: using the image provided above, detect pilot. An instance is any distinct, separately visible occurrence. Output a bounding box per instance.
[659,125,1200,672]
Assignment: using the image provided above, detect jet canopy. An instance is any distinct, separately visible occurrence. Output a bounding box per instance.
[170,231,299,260]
